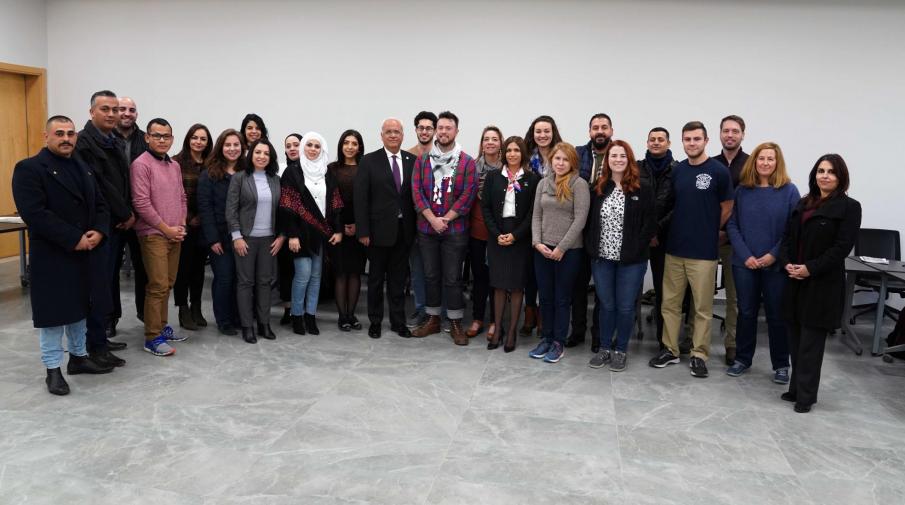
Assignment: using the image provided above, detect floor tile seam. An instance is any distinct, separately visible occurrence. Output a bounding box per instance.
[418,350,493,505]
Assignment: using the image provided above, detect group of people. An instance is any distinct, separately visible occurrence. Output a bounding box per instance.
[13,90,862,415]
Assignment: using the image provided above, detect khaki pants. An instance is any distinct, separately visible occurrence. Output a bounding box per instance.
[140,235,181,341]
[719,243,738,349]
[661,254,717,360]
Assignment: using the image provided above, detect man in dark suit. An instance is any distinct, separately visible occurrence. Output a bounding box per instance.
[12,115,115,395]
[74,90,135,357]
[354,118,416,338]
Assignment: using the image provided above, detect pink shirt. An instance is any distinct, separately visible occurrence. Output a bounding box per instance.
[130,151,187,237]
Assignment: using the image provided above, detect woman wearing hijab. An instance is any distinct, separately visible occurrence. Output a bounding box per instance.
[279,132,344,336]
[278,133,302,325]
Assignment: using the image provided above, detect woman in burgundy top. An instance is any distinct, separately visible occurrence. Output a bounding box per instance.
[780,154,861,413]
[172,123,213,331]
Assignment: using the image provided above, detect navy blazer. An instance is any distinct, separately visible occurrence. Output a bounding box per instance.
[12,148,111,328]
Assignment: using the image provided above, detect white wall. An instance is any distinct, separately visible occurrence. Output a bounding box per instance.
[44,0,905,240]
[0,0,47,68]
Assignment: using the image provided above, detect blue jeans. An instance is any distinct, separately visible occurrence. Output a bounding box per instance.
[534,248,582,344]
[733,265,790,369]
[209,235,239,328]
[410,246,426,313]
[292,251,323,316]
[592,258,647,353]
[39,319,87,369]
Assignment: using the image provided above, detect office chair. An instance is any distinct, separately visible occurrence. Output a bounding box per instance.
[850,228,903,324]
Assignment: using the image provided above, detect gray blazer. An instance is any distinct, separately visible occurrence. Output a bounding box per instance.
[225,170,281,238]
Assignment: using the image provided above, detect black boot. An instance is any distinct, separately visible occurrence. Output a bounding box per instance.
[304,314,320,335]
[105,318,118,338]
[191,303,208,327]
[91,350,126,367]
[106,338,127,351]
[178,305,198,331]
[242,326,257,344]
[66,354,114,375]
[45,367,70,395]
[280,307,292,326]
[292,315,307,335]
[257,322,276,340]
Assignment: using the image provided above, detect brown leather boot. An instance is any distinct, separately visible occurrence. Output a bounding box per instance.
[519,306,537,336]
[411,315,441,338]
[450,319,468,346]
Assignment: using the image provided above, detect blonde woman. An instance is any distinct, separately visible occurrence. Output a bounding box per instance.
[528,142,590,363]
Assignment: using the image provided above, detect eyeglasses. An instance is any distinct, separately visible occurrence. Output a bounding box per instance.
[149,133,173,141]
[415,126,434,132]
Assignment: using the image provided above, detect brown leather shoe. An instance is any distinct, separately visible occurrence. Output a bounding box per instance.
[450,319,468,346]
[411,315,441,338]
[466,320,483,338]
[519,306,537,336]
[486,323,496,342]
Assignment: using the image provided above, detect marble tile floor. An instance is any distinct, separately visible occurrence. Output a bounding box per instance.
[0,261,904,504]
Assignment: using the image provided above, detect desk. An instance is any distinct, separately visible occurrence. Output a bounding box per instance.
[843,256,905,356]
[0,222,29,287]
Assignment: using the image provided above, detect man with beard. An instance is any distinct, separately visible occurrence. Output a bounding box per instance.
[13,115,115,395]
[410,111,477,344]
[568,113,612,350]
[638,127,678,350]
[405,111,438,328]
[649,121,733,379]
[111,96,149,333]
[406,110,437,159]
[712,115,748,365]
[114,97,148,163]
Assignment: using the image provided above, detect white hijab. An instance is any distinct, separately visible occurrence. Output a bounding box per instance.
[300,131,329,181]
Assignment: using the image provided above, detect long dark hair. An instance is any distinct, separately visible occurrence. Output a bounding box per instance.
[173,123,213,168]
[804,153,850,209]
[246,138,280,177]
[205,129,246,181]
[524,115,563,163]
[240,113,268,146]
[334,129,364,165]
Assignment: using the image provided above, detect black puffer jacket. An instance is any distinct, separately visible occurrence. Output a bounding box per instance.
[638,157,676,241]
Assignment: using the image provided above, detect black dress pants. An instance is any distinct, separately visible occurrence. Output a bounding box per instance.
[367,220,410,330]
[788,323,828,407]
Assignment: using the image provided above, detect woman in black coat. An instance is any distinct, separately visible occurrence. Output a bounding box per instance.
[780,153,861,413]
[278,131,344,336]
[481,136,540,352]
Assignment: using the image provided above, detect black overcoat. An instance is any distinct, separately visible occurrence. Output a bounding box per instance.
[12,148,111,328]
[780,194,862,330]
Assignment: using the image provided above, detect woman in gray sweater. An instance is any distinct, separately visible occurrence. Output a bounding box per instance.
[528,142,590,363]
